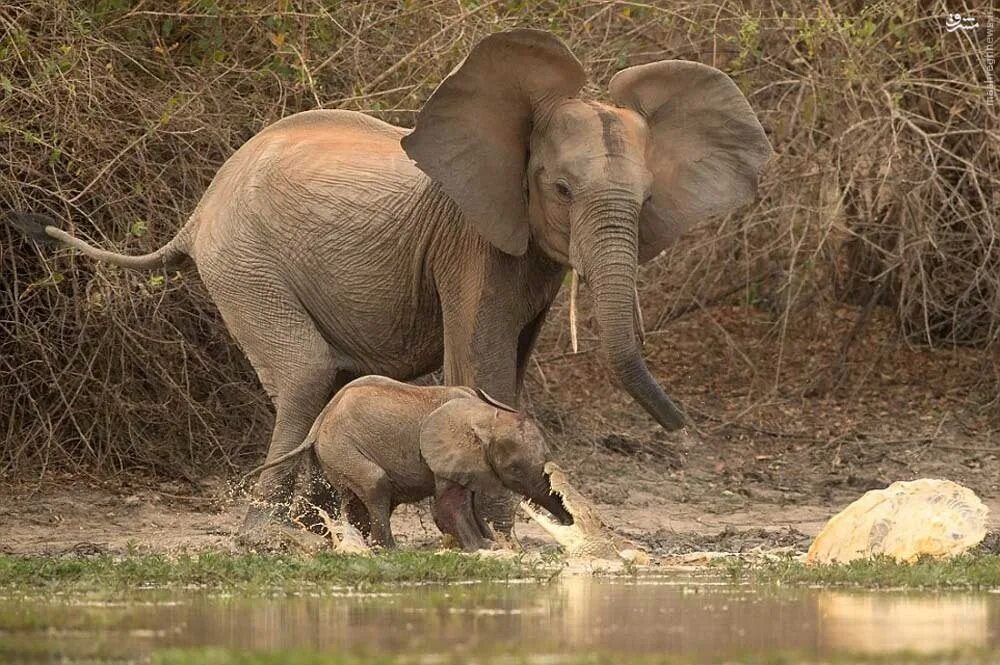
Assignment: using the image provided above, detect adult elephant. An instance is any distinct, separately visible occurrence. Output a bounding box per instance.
[10,30,771,544]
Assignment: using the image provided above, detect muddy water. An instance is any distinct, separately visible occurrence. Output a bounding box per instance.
[2,575,998,662]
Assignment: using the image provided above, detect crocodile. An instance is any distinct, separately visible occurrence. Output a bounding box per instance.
[520,462,646,563]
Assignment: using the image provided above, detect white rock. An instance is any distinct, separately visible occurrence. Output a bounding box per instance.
[807,478,988,564]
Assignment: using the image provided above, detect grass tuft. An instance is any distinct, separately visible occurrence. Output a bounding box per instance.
[149,647,1000,665]
[721,554,1000,590]
[0,551,530,592]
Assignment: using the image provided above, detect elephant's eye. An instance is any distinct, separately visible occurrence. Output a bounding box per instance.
[554,180,572,202]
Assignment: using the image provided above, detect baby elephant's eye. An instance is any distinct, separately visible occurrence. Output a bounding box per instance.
[554,180,572,201]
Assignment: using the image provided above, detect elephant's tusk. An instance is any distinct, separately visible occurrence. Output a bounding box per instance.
[633,286,645,347]
[569,270,579,353]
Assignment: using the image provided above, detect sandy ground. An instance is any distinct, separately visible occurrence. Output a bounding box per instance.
[3,456,998,557]
[0,476,844,555]
[4,305,999,556]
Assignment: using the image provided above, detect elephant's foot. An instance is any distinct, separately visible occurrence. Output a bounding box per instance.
[464,536,500,553]
[236,504,328,554]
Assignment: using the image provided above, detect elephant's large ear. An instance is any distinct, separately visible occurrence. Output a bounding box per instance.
[420,401,505,495]
[401,30,585,256]
[609,61,772,262]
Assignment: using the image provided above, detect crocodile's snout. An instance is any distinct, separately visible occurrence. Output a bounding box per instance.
[522,463,623,560]
[540,476,574,526]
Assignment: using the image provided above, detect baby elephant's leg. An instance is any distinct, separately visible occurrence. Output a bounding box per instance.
[341,491,371,537]
[332,441,397,548]
[362,479,395,549]
[432,479,495,552]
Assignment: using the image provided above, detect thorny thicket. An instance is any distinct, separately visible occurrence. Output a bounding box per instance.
[1,1,997,477]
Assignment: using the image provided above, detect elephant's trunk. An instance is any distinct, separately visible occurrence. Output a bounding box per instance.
[575,201,688,431]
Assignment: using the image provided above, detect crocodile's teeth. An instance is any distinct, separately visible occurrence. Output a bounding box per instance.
[520,500,557,529]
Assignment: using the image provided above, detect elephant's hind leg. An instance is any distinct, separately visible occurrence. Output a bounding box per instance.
[240,358,344,549]
[342,491,372,537]
[249,358,351,542]
[204,276,344,548]
[339,453,396,548]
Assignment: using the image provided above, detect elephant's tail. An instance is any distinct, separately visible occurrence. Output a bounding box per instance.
[239,437,315,489]
[240,398,338,489]
[5,210,194,271]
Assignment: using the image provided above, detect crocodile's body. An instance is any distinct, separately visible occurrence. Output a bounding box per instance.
[521,462,641,561]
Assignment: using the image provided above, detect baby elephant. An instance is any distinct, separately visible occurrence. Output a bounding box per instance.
[246,376,572,551]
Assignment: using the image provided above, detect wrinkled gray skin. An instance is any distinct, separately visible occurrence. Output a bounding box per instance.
[246,376,573,551]
[8,30,771,543]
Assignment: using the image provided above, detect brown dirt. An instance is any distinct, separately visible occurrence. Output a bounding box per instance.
[4,470,998,557]
[3,304,998,556]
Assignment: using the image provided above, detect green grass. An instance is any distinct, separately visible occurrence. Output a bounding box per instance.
[8,550,1000,593]
[0,551,531,592]
[721,554,1000,589]
[154,651,396,665]
[149,647,1000,665]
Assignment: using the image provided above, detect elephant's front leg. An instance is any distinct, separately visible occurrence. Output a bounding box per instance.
[437,252,563,405]
[432,479,495,552]
[441,323,519,405]
[438,250,564,534]
[440,302,524,534]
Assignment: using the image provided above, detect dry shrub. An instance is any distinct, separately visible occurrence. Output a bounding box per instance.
[1,0,997,478]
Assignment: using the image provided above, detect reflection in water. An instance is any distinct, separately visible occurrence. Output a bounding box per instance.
[1,577,997,662]
[551,576,818,654]
[817,592,988,654]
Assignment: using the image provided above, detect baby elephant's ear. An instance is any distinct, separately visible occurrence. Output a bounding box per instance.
[420,400,505,495]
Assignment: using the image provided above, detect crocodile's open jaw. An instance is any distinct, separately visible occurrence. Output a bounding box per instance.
[531,471,574,526]
[520,462,619,559]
